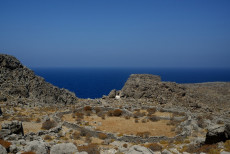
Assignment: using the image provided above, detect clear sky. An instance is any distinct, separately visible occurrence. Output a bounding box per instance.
[0,0,230,68]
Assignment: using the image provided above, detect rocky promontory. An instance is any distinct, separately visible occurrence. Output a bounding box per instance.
[0,54,78,106]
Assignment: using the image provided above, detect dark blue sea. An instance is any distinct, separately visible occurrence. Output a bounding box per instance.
[32,68,230,99]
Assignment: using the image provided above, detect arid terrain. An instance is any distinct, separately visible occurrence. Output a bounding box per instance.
[0,54,230,154]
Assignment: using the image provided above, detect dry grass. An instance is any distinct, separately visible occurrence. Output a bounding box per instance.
[225,140,230,151]
[22,122,42,134]
[63,111,176,137]
[86,116,176,137]
[77,143,100,154]
[98,133,108,140]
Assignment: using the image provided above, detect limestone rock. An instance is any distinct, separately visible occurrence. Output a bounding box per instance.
[101,149,117,154]
[126,145,154,154]
[221,151,230,154]
[0,145,7,154]
[205,124,230,144]
[0,120,24,137]
[24,140,48,154]
[162,149,172,154]
[9,144,18,153]
[50,143,78,154]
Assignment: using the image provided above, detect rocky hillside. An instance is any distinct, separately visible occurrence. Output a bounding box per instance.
[0,54,78,105]
[116,74,230,112]
[119,74,187,104]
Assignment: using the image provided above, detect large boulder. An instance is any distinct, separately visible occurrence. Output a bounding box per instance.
[24,140,48,154]
[126,145,154,154]
[205,124,230,144]
[50,143,78,154]
[0,145,7,154]
[0,121,24,138]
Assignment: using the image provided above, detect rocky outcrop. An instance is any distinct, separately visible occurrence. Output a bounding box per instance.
[24,140,48,154]
[120,74,186,103]
[0,145,7,154]
[0,54,78,105]
[126,145,154,154]
[0,121,24,138]
[50,143,78,154]
[205,124,230,144]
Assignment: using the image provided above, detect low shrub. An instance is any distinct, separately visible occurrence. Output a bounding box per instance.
[94,107,101,113]
[185,143,220,153]
[84,106,92,111]
[117,133,123,137]
[71,131,81,140]
[80,128,88,136]
[107,110,114,116]
[147,107,156,114]
[123,143,128,148]
[159,140,168,144]
[136,131,150,138]
[36,118,41,123]
[224,140,230,151]
[172,111,186,117]
[159,108,166,112]
[148,115,160,122]
[145,143,162,152]
[217,120,224,124]
[0,139,11,149]
[135,118,139,123]
[85,111,91,116]
[75,112,84,119]
[113,109,122,116]
[125,115,130,119]
[96,111,104,117]
[85,133,92,143]
[98,133,107,140]
[133,112,145,118]
[141,119,147,123]
[44,135,52,141]
[77,143,100,154]
[41,120,57,130]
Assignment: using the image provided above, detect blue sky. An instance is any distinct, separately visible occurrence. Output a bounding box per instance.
[0,0,230,68]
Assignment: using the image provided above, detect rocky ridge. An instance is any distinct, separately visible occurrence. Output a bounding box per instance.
[0,54,78,106]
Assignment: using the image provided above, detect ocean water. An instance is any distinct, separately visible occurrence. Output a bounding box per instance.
[33,68,230,99]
